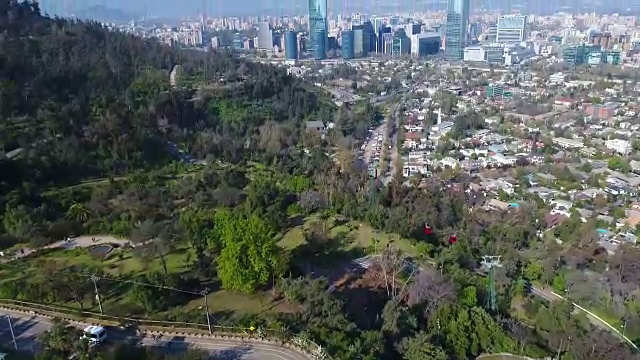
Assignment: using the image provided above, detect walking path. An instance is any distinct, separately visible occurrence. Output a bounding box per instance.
[2,236,133,262]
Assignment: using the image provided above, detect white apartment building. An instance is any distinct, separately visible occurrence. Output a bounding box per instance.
[552,137,584,149]
[605,139,631,155]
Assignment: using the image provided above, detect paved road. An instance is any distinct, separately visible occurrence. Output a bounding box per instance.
[3,235,133,262]
[383,102,402,186]
[0,309,311,359]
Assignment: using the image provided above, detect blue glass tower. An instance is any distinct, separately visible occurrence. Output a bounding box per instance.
[309,0,328,60]
[444,0,469,61]
[342,30,355,59]
[285,30,298,60]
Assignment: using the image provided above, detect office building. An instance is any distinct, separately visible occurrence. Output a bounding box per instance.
[411,32,441,56]
[351,13,364,27]
[353,27,364,55]
[381,32,394,55]
[496,15,527,45]
[444,0,470,61]
[232,33,244,50]
[405,23,422,36]
[486,84,504,98]
[341,30,355,59]
[309,0,328,60]
[257,22,273,50]
[284,30,298,60]
[561,44,600,66]
[485,24,497,42]
[469,22,482,39]
[362,21,376,54]
[392,29,411,56]
[377,25,392,53]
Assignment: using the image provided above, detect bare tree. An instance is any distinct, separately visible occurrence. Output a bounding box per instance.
[569,329,636,360]
[375,246,406,299]
[407,267,454,317]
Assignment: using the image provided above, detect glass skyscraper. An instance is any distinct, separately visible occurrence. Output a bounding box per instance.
[444,0,469,61]
[284,30,298,60]
[342,30,355,59]
[308,0,328,60]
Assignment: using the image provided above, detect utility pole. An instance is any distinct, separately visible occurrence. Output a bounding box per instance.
[91,275,103,315]
[622,316,629,339]
[7,315,17,350]
[556,337,563,360]
[481,255,503,313]
[202,289,212,335]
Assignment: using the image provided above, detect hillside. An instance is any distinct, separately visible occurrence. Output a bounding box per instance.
[0,0,328,192]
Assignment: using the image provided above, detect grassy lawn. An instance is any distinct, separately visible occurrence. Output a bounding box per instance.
[0,244,287,321]
[279,214,418,257]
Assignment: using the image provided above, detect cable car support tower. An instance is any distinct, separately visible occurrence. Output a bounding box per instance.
[481,255,503,313]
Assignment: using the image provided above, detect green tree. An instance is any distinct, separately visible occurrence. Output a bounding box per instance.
[214,209,284,292]
[65,202,91,223]
[608,156,631,172]
[399,332,447,360]
[524,261,544,281]
[460,286,478,307]
[178,206,219,253]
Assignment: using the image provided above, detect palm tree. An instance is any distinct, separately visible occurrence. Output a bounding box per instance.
[65,202,91,223]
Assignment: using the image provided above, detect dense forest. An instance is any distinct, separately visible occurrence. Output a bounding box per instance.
[0,2,638,360]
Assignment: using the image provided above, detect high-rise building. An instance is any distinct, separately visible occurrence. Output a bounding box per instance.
[392,29,411,56]
[342,30,355,59]
[444,0,469,61]
[362,21,376,54]
[232,33,244,50]
[411,33,441,56]
[284,30,298,60]
[257,22,274,50]
[352,26,364,55]
[496,15,527,45]
[309,0,328,60]
[377,25,392,53]
[351,13,364,27]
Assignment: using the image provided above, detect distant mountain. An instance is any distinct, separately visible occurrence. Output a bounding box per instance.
[73,5,138,23]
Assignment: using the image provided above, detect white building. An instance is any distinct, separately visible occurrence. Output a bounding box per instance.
[256,22,273,50]
[552,137,584,149]
[549,72,566,84]
[464,46,485,62]
[496,15,528,45]
[605,139,631,155]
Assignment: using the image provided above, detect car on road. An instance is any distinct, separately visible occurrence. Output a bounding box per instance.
[82,325,107,345]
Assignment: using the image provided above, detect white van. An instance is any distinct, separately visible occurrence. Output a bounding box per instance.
[82,326,107,345]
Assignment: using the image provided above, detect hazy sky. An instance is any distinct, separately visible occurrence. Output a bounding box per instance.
[38,0,640,19]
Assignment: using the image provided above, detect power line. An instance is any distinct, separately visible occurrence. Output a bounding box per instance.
[0,261,202,295]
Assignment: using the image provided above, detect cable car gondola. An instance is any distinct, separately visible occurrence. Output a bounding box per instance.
[448,234,458,245]
[424,224,433,235]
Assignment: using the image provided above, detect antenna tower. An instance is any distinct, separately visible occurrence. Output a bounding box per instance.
[481,255,503,312]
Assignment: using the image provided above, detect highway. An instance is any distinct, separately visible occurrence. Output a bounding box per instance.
[0,309,311,359]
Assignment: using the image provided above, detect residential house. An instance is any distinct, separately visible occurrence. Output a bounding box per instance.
[486,199,511,211]
[306,121,326,132]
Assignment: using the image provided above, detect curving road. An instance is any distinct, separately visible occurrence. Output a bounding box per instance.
[0,309,311,359]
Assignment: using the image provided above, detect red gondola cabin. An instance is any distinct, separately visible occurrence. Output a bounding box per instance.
[424,224,433,235]
[449,234,458,244]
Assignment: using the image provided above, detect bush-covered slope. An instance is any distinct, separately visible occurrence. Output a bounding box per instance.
[0,0,327,191]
